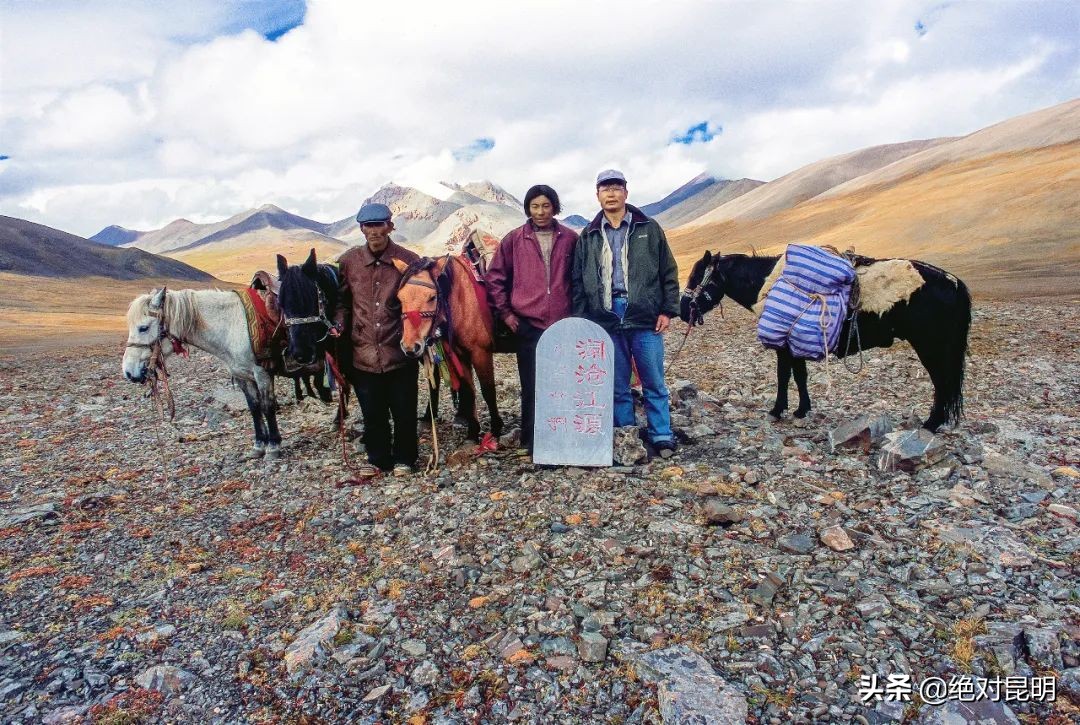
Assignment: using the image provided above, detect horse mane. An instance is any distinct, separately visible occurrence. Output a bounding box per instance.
[127,289,203,339]
[279,265,318,311]
[398,256,437,288]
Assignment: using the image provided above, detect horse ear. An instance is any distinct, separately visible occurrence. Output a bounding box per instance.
[433,255,451,276]
[302,249,318,277]
[703,250,712,265]
[390,258,410,275]
[276,254,289,279]
[149,288,166,310]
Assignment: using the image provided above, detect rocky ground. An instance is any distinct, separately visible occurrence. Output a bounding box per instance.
[1,301,1077,724]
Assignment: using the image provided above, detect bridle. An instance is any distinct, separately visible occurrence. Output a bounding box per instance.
[282,280,334,344]
[399,262,444,347]
[124,288,180,421]
[680,261,721,328]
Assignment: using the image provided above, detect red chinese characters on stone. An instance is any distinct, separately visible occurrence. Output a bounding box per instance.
[573,391,602,409]
[573,414,602,435]
[546,416,567,431]
[575,338,607,361]
[574,363,607,386]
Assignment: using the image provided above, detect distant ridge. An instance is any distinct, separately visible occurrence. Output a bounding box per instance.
[90,225,143,247]
[654,177,763,228]
[640,173,720,217]
[0,216,214,281]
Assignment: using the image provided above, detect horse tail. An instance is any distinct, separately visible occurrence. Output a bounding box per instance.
[942,276,971,425]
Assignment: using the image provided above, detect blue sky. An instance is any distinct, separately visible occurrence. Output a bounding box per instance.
[0,0,1076,236]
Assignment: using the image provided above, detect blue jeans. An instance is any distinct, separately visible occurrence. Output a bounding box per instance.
[611,297,673,444]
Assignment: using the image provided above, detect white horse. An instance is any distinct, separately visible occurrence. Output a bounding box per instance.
[122,287,282,459]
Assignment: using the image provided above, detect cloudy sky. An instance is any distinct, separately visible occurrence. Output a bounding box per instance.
[1,0,1077,237]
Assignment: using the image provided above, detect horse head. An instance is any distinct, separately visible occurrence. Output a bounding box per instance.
[680,251,729,324]
[395,255,449,358]
[122,287,175,383]
[277,249,335,369]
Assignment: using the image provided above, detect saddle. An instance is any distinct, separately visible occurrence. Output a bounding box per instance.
[461,232,519,354]
[239,271,287,372]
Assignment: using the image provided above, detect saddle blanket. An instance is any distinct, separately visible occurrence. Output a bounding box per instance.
[236,286,283,362]
[757,244,856,360]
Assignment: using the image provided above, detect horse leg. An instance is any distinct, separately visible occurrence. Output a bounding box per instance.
[313,372,333,403]
[452,353,480,440]
[792,357,812,418]
[303,374,318,399]
[293,376,303,403]
[237,378,267,459]
[911,340,953,432]
[472,348,503,438]
[257,370,283,458]
[769,349,792,418]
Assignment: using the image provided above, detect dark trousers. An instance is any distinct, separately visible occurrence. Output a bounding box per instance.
[515,320,544,451]
[350,362,419,470]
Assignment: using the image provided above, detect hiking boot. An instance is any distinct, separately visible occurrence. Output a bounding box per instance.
[392,464,413,477]
[655,440,677,459]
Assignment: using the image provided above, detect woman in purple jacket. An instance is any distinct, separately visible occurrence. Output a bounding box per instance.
[486,185,578,455]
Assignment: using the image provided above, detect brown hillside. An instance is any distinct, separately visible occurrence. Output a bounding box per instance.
[168,232,349,284]
[670,142,1080,299]
[0,273,239,353]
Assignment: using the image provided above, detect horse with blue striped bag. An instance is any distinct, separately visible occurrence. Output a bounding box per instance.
[757,244,856,361]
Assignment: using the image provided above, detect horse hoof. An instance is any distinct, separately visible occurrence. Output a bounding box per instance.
[241,446,265,460]
[793,409,810,419]
[265,445,282,459]
[767,409,784,421]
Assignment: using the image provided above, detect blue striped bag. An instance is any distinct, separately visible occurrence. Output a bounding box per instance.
[757,245,856,360]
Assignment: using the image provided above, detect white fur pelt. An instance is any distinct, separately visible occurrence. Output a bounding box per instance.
[753,252,925,317]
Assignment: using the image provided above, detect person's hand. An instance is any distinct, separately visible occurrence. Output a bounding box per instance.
[328,322,342,338]
[655,314,671,333]
[505,315,519,333]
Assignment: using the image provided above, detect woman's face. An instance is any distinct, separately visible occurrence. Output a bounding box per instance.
[528,195,555,229]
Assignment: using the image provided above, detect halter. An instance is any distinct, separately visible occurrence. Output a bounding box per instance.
[282,277,334,343]
[680,262,718,327]
[399,262,444,345]
[124,288,180,421]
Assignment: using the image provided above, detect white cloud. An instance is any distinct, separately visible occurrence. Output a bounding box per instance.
[0,0,1076,237]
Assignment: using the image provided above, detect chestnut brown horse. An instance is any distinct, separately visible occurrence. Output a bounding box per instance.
[393,255,503,441]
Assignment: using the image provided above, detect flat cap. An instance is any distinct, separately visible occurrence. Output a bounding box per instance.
[356,202,392,224]
[595,169,627,186]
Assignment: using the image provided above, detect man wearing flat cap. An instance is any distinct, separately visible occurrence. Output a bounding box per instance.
[571,170,680,459]
[334,202,421,478]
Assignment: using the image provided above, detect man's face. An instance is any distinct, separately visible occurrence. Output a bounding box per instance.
[597,183,627,214]
[362,220,394,253]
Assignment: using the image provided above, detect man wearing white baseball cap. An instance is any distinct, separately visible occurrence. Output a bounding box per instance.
[571,169,680,459]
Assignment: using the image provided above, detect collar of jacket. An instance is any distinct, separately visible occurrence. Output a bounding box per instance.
[359,239,401,266]
[583,204,649,235]
[524,219,569,241]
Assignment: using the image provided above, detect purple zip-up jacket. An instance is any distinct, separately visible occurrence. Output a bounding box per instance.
[486,220,578,331]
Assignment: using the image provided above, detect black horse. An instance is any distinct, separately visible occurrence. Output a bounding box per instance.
[276,249,454,428]
[680,251,971,431]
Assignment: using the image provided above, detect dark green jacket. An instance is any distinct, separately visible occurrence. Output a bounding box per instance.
[571,204,680,332]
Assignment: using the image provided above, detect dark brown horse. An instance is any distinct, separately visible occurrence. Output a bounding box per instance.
[394,255,503,441]
[680,251,971,431]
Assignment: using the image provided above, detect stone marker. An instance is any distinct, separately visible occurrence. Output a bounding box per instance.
[534,318,614,466]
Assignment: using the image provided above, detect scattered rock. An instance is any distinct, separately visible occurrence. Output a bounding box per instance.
[828,414,893,452]
[634,645,748,724]
[819,525,855,551]
[878,428,946,471]
[613,426,647,466]
[134,665,195,697]
[284,608,346,675]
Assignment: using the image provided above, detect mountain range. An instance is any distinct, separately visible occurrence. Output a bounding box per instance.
[70,97,1080,296]
[669,98,1080,299]
[0,215,213,281]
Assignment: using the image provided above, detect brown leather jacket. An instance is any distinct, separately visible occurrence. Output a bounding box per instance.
[334,240,420,373]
